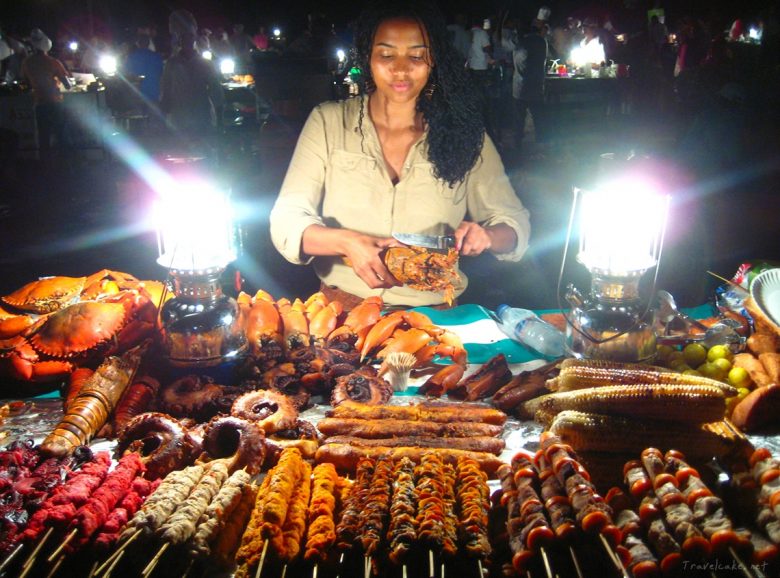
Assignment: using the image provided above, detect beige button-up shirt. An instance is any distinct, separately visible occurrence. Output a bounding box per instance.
[269,95,531,307]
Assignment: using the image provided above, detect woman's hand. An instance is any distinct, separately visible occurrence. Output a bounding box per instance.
[454,221,517,256]
[342,233,402,289]
[454,221,493,256]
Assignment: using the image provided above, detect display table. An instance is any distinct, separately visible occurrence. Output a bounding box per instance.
[544,75,630,141]
[0,87,108,159]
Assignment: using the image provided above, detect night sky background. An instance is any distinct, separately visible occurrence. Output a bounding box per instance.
[2,0,771,47]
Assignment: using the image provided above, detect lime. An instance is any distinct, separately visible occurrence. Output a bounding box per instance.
[683,343,707,367]
[682,369,703,377]
[707,344,734,363]
[656,344,676,362]
[669,359,691,372]
[728,367,752,389]
[697,362,721,380]
[667,350,685,366]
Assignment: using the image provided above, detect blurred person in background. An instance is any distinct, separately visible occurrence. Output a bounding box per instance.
[125,34,163,114]
[269,0,530,308]
[21,28,72,164]
[160,9,224,152]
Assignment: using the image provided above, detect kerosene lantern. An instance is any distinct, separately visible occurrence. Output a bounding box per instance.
[154,177,246,368]
[562,180,669,362]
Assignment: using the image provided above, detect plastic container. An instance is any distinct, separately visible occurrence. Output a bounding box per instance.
[496,304,566,358]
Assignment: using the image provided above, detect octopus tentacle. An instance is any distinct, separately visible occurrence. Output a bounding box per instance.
[201,415,266,475]
[330,366,394,407]
[230,389,298,434]
[114,412,198,480]
[158,374,224,420]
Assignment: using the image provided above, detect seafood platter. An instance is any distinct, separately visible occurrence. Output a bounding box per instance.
[2,269,780,578]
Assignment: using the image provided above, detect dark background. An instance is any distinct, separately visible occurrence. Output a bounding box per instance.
[2,0,771,46]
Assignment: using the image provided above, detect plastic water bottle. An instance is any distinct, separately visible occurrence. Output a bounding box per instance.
[496,304,566,358]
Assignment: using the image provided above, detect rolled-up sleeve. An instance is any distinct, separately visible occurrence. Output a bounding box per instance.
[269,107,329,265]
[466,136,531,261]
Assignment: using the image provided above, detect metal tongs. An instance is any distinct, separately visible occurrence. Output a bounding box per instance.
[654,290,745,352]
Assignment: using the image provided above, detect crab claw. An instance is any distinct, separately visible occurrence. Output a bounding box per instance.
[327,296,383,349]
[360,311,406,361]
[309,302,343,343]
[375,328,432,361]
[418,363,466,397]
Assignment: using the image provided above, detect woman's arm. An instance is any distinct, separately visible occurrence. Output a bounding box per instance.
[461,135,531,261]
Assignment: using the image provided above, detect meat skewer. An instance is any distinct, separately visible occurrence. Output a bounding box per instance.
[188,468,252,560]
[360,455,394,575]
[662,449,756,578]
[540,432,626,576]
[235,448,307,578]
[279,460,312,564]
[141,461,231,576]
[46,452,145,564]
[19,452,112,571]
[415,453,449,578]
[533,451,584,578]
[386,457,417,566]
[304,463,340,565]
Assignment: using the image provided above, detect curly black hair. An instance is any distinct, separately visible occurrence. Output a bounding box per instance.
[353,0,485,188]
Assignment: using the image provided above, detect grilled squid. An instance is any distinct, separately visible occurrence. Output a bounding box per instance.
[202,415,266,475]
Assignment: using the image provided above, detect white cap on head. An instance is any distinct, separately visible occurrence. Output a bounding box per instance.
[536,7,551,22]
[30,28,52,53]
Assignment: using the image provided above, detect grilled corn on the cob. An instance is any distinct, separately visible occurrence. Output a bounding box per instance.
[549,410,736,459]
[525,383,726,425]
[547,359,737,396]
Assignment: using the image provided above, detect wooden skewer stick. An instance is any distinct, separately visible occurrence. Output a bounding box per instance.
[730,546,761,578]
[364,555,370,578]
[441,563,445,578]
[93,529,141,576]
[18,558,36,578]
[45,554,65,578]
[104,549,124,578]
[706,270,747,292]
[428,549,434,578]
[47,528,78,564]
[541,547,555,578]
[568,545,585,578]
[0,541,24,574]
[141,541,170,578]
[477,559,484,578]
[403,564,408,578]
[599,534,629,578]
[334,551,345,578]
[254,539,269,578]
[87,560,98,578]
[281,564,288,578]
[312,563,319,578]
[22,526,53,570]
[181,559,195,578]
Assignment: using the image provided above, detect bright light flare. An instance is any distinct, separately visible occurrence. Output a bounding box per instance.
[202,49,213,60]
[571,39,605,67]
[99,54,118,75]
[69,41,79,52]
[220,58,235,74]
[273,28,281,37]
[749,27,761,41]
[577,181,668,274]
[154,181,237,271]
[336,48,346,62]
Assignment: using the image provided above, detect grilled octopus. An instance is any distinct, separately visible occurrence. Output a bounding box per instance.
[158,374,224,421]
[330,366,394,407]
[231,389,298,434]
[114,412,199,480]
[201,415,266,475]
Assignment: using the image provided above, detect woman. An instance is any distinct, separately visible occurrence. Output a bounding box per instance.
[269,0,530,308]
